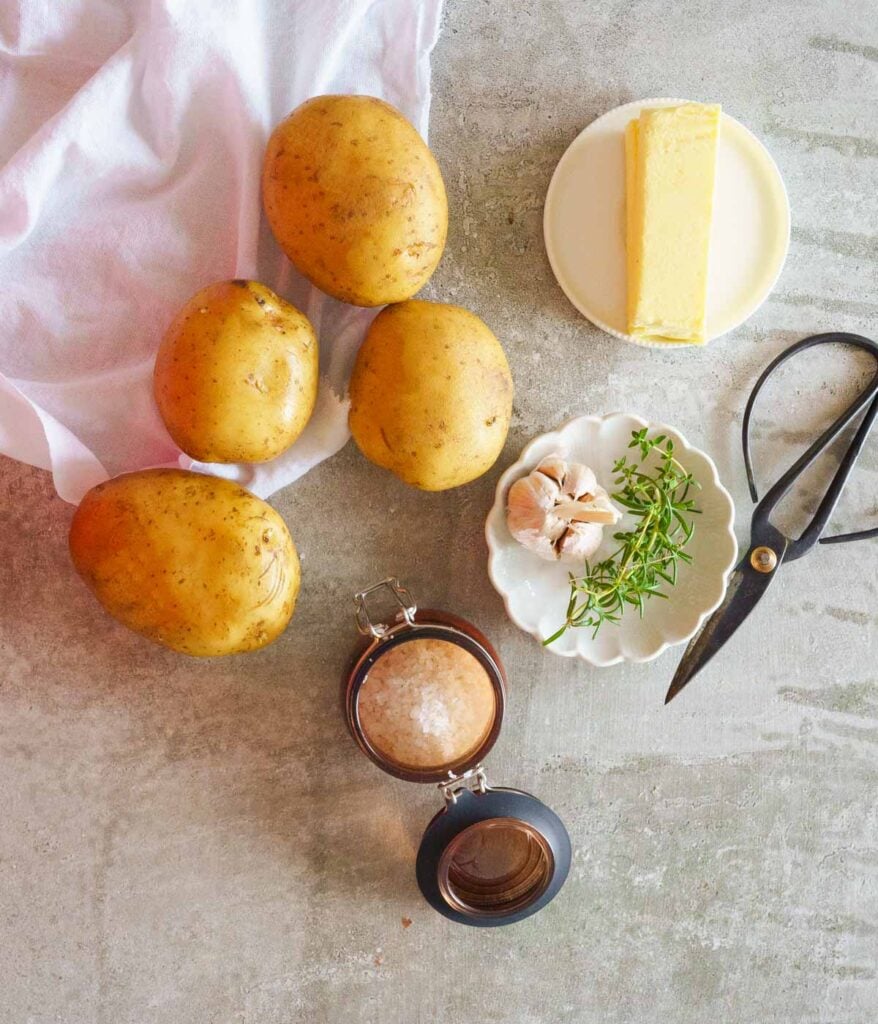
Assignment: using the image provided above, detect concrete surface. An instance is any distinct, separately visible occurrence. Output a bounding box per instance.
[2,1,877,1021]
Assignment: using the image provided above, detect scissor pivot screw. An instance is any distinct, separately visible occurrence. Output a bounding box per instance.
[750,546,778,573]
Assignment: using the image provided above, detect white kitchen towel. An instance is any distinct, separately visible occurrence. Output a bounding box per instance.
[0,0,444,503]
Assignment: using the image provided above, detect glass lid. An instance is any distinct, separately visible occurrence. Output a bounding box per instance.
[437,816,554,915]
[416,786,572,927]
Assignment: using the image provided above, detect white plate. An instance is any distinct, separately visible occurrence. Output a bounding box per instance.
[543,98,791,346]
[485,413,738,665]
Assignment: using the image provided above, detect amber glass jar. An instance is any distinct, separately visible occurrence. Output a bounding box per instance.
[344,578,571,926]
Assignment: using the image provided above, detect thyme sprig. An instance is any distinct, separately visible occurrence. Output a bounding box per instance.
[543,429,700,644]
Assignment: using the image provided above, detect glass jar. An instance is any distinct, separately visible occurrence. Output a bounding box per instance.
[344,578,571,927]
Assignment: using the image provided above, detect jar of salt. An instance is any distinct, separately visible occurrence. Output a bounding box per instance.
[344,578,571,927]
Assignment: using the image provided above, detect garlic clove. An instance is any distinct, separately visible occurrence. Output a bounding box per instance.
[507,472,561,535]
[557,521,605,563]
[559,460,598,501]
[533,454,568,486]
[507,475,567,562]
[507,473,570,563]
[512,529,561,562]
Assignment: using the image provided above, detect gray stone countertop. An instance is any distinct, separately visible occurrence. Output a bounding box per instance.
[1,1,876,1021]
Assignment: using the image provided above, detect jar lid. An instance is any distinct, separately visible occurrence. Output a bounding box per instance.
[416,784,571,926]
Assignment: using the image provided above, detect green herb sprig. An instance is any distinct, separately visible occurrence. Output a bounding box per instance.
[543,429,700,645]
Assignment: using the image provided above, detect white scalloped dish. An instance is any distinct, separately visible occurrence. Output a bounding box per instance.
[485,414,738,665]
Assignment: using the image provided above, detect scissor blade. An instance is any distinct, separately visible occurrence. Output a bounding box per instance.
[664,553,782,704]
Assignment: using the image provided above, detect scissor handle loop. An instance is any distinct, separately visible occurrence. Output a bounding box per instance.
[742,332,878,561]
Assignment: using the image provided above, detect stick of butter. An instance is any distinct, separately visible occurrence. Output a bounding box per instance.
[625,103,721,345]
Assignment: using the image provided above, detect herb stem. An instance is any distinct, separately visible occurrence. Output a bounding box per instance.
[543,429,700,644]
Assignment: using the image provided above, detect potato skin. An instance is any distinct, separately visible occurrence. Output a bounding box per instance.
[349,300,513,491]
[262,95,447,307]
[153,280,318,464]
[69,469,300,656]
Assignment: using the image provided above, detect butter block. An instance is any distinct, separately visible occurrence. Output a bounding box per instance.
[625,103,721,344]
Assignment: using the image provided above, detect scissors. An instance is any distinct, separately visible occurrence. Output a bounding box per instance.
[665,332,878,705]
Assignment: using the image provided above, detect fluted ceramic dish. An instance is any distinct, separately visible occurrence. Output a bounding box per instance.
[485,413,738,665]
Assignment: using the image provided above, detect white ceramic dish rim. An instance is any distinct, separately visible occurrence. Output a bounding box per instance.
[543,97,792,349]
[485,413,739,665]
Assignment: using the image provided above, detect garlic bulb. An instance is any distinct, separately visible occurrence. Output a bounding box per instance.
[506,454,621,563]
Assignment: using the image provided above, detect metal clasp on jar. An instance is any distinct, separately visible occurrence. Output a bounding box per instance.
[354,577,417,638]
[439,765,489,804]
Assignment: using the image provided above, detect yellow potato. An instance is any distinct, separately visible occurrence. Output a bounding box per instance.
[154,280,318,464]
[69,469,300,656]
[262,95,447,307]
[349,300,513,491]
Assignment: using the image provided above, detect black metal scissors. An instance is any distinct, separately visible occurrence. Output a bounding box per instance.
[665,332,878,704]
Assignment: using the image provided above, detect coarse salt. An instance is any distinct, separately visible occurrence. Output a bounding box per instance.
[358,638,496,770]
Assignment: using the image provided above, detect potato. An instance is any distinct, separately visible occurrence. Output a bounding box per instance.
[349,300,513,491]
[262,95,447,307]
[69,469,299,656]
[153,280,318,464]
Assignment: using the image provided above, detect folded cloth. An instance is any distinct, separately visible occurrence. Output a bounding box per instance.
[0,0,444,503]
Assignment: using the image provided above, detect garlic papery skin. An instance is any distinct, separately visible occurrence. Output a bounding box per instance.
[506,454,621,563]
